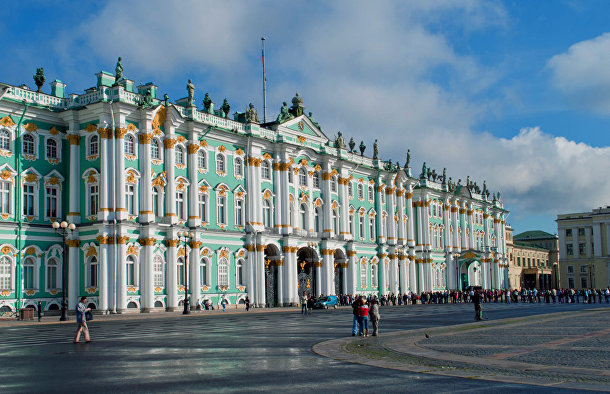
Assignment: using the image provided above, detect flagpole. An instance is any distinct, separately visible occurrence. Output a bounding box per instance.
[261,37,267,123]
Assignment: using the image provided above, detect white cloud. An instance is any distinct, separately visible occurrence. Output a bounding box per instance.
[548,32,610,115]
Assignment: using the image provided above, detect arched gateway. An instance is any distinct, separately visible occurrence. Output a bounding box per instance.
[458,250,484,290]
[264,244,282,307]
[333,249,347,296]
[297,247,318,297]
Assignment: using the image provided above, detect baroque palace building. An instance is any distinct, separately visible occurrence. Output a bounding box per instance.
[0,64,508,313]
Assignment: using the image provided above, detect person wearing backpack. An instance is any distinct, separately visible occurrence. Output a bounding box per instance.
[74,296,92,343]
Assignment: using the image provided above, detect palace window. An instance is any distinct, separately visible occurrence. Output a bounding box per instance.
[288,168,293,184]
[126,184,135,215]
[199,192,208,223]
[216,153,226,173]
[23,257,35,290]
[234,157,243,177]
[88,256,98,287]
[312,172,320,188]
[126,256,136,286]
[348,182,353,198]
[22,184,35,217]
[578,243,585,255]
[23,134,35,155]
[0,181,11,215]
[89,184,99,216]
[152,187,161,217]
[578,228,585,237]
[0,129,10,151]
[263,199,272,228]
[200,258,208,287]
[299,168,307,186]
[235,198,244,227]
[349,211,354,235]
[579,265,587,274]
[565,228,572,237]
[261,161,271,180]
[236,259,244,286]
[357,183,363,200]
[45,187,58,218]
[177,257,185,286]
[314,206,322,233]
[368,185,374,201]
[0,256,11,290]
[89,135,99,156]
[176,191,185,220]
[369,216,376,241]
[124,134,135,155]
[46,139,58,160]
[198,150,207,170]
[359,215,365,239]
[331,176,338,193]
[216,194,227,225]
[175,145,185,165]
[153,255,164,287]
[566,244,573,256]
[218,258,229,287]
[332,208,339,234]
[46,258,58,290]
[151,139,160,160]
[299,203,307,230]
[371,264,378,287]
[360,262,367,287]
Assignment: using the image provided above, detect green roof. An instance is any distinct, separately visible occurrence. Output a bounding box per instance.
[514,230,557,240]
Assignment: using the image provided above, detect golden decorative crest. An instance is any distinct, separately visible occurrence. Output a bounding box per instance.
[177,248,186,257]
[49,126,59,135]
[155,286,163,292]
[25,247,36,255]
[85,124,97,133]
[218,145,226,152]
[127,245,138,256]
[201,247,211,256]
[86,246,97,257]
[298,121,304,131]
[313,164,321,171]
[176,135,186,143]
[126,170,137,184]
[187,144,199,154]
[152,106,166,133]
[24,173,38,183]
[331,201,338,209]
[315,199,322,208]
[1,245,12,255]
[87,170,97,184]
[299,158,308,166]
[163,138,177,149]
[235,148,244,156]
[263,190,271,199]
[219,249,229,259]
[263,152,272,160]
[199,139,208,147]
[26,289,35,296]
[176,179,186,191]
[0,116,15,127]
[24,123,38,132]
[127,123,137,131]
[0,170,12,180]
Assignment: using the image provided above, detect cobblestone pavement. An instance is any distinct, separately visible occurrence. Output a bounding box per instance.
[313,306,610,391]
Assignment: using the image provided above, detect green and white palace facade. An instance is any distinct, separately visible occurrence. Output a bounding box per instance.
[0,68,508,313]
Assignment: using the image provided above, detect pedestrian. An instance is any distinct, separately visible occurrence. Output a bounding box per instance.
[196,299,201,311]
[300,292,307,315]
[74,296,91,343]
[37,301,42,322]
[351,296,360,336]
[473,290,483,321]
[369,297,380,336]
[221,297,227,311]
[306,295,314,315]
[358,298,369,336]
[245,296,250,311]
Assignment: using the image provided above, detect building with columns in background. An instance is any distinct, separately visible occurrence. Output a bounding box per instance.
[0,65,508,314]
[557,207,610,290]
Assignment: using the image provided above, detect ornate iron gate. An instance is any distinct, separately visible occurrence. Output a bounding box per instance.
[265,264,278,307]
[297,262,315,296]
[334,265,343,295]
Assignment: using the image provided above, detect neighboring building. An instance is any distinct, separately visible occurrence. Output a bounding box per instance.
[557,207,610,290]
[505,226,520,289]
[0,65,508,314]
[513,230,559,289]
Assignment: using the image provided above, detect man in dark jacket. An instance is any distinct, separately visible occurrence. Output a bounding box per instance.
[351,296,361,336]
[473,290,482,321]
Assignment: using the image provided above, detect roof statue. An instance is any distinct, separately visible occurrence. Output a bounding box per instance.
[33,68,45,92]
[497,191,501,201]
[245,103,259,123]
[221,99,231,119]
[420,162,427,180]
[186,79,195,106]
[163,93,169,107]
[335,131,346,149]
[114,57,123,85]
[203,93,213,114]
[348,137,355,152]
[442,168,447,185]
[139,88,154,108]
[404,149,411,169]
[373,139,379,159]
[359,140,366,156]
[308,112,321,130]
[289,92,305,117]
[384,159,393,171]
[448,177,455,192]
[276,102,294,123]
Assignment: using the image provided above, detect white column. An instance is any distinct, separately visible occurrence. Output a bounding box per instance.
[278,157,291,235]
[409,254,417,293]
[190,239,201,308]
[338,172,350,240]
[386,186,397,245]
[98,242,109,312]
[246,240,256,304]
[283,245,297,305]
[256,243,266,306]
[347,249,357,295]
[276,260,284,305]
[399,254,407,293]
[379,252,387,296]
[396,188,406,245]
[322,248,333,295]
[452,202,460,251]
[98,126,112,221]
[139,133,154,223]
[67,240,80,311]
[314,260,322,297]
[166,237,178,310]
[115,125,128,220]
[140,238,154,312]
[406,191,415,248]
[572,227,579,258]
[467,206,474,248]
[322,164,333,238]
[460,206,467,249]
[116,234,127,312]
[164,137,177,224]
[389,249,398,295]
[187,142,200,227]
[67,133,81,224]
[273,160,283,234]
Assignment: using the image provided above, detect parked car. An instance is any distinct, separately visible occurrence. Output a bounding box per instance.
[313,295,338,309]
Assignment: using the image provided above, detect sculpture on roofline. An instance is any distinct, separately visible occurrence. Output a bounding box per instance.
[163,93,169,107]
[442,168,447,185]
[276,102,294,123]
[420,162,427,180]
[404,149,411,168]
[114,57,123,85]
[335,131,346,149]
[33,68,45,92]
[349,137,355,152]
[203,93,213,114]
[186,79,195,106]
[139,88,154,108]
[359,141,366,156]
[308,112,321,130]
[373,139,379,159]
[245,103,260,123]
[221,99,231,119]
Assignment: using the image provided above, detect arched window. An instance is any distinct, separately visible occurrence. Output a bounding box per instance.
[331,175,338,192]
[200,258,208,286]
[23,134,35,155]
[198,150,207,170]
[175,145,185,165]
[216,194,227,225]
[0,255,12,290]
[261,161,271,180]
[348,182,353,198]
[89,184,99,216]
[216,153,226,173]
[359,214,365,238]
[124,134,135,155]
[369,216,376,240]
[299,203,307,230]
[125,184,135,215]
[0,129,10,151]
[218,258,229,287]
[235,197,244,226]
[357,184,364,200]
[360,262,367,287]
[89,135,98,156]
[236,259,244,286]
[314,206,323,233]
[46,258,58,290]
[126,256,136,286]
[349,210,354,235]
[46,139,57,159]
[88,256,98,287]
[299,168,307,186]
[234,157,243,177]
[176,191,185,220]
[153,255,164,287]
[151,138,160,160]
[152,187,159,217]
[312,172,320,188]
[23,257,35,290]
[371,264,378,287]
[199,192,208,223]
[177,257,185,286]
[368,185,374,201]
[332,208,339,233]
[263,199,272,228]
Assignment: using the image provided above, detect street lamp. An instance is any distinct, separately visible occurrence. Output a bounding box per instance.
[178,230,195,314]
[52,220,76,321]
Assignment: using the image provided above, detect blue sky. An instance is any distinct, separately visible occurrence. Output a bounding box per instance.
[2,0,609,235]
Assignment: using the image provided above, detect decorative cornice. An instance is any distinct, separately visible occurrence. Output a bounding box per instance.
[65,239,80,248]
[164,138,177,149]
[67,134,81,145]
[187,144,199,154]
[139,238,156,246]
[165,239,180,247]
[138,133,153,144]
[116,236,129,244]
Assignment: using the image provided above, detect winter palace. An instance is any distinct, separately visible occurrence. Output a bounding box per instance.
[0,63,508,314]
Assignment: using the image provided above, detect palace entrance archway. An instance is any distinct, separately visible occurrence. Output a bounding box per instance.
[333,249,347,296]
[297,247,318,297]
[458,250,483,290]
[264,244,281,307]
